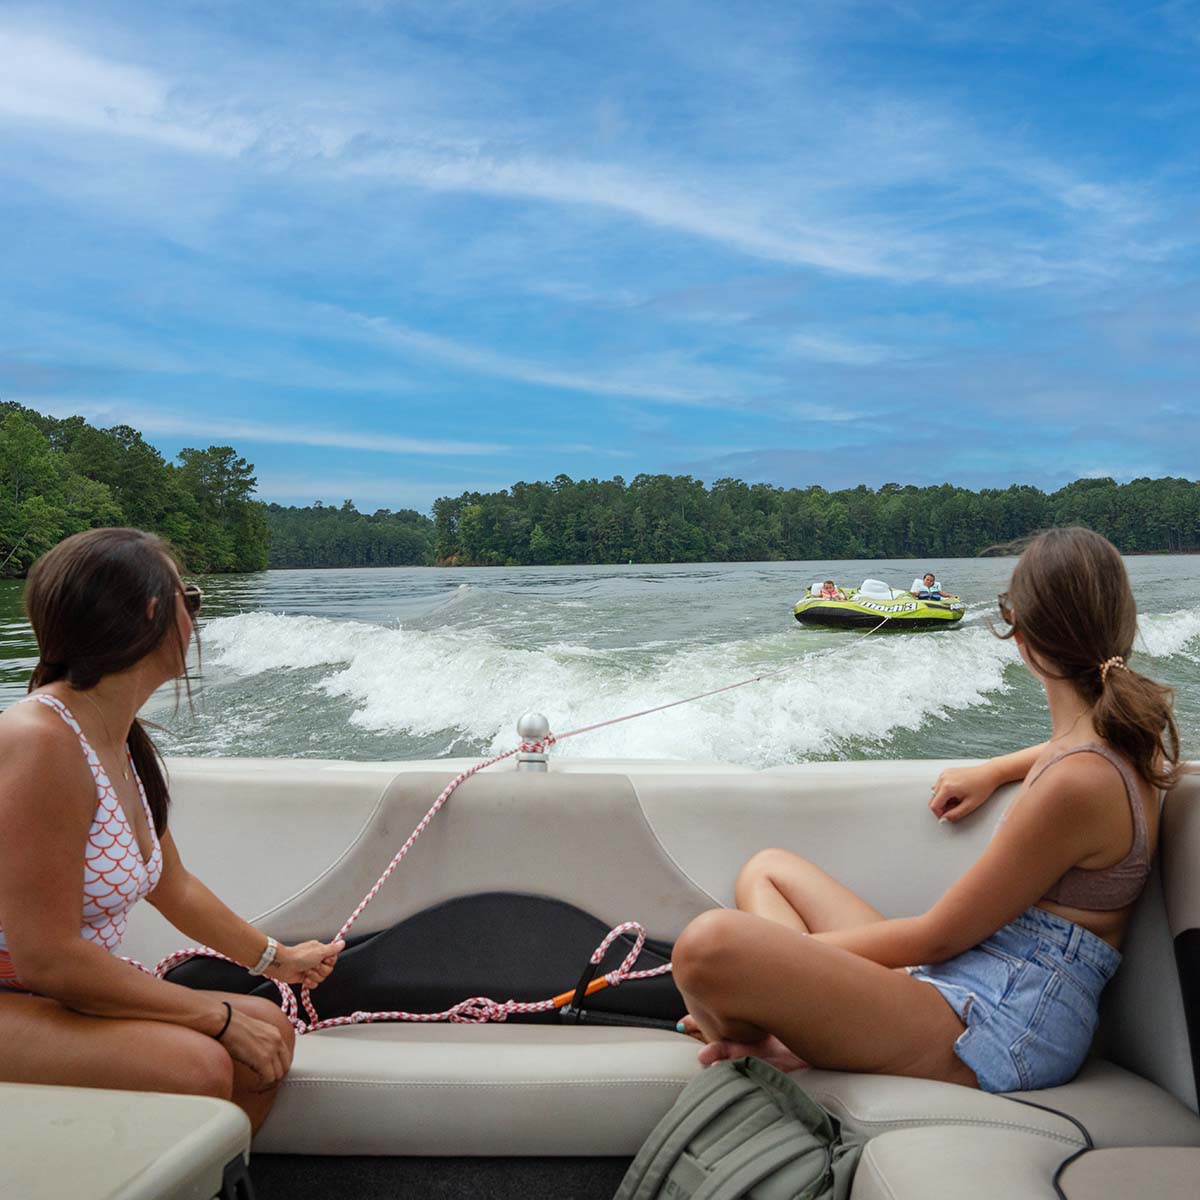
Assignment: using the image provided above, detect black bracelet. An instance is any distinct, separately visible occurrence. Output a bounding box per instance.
[213,1000,233,1041]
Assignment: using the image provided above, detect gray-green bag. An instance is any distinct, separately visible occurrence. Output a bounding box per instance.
[615,1057,862,1200]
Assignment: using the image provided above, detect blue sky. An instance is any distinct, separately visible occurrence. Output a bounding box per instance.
[2,1,1198,512]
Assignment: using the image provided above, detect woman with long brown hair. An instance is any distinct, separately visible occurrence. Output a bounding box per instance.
[0,528,343,1131]
[674,527,1177,1092]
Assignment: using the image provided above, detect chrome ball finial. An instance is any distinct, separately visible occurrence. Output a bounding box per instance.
[516,712,551,771]
[517,712,551,741]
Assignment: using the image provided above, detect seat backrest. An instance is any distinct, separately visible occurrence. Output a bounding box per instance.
[123,761,719,964]
[1159,777,1200,1110]
[858,579,897,599]
[1091,775,1198,1113]
[1095,859,1196,1112]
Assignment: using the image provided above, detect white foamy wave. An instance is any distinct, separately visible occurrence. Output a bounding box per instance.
[201,613,1020,766]
[203,613,397,672]
[1135,610,1200,661]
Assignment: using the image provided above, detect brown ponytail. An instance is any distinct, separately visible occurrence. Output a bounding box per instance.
[24,528,196,834]
[996,526,1179,791]
[1092,661,1179,792]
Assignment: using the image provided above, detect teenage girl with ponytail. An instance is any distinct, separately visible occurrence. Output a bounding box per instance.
[675,527,1178,1092]
[0,529,344,1131]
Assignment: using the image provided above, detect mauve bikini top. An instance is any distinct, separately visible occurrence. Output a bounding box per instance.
[1020,743,1154,912]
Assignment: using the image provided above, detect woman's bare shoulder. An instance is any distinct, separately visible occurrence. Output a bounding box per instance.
[1024,749,1127,818]
[0,703,92,813]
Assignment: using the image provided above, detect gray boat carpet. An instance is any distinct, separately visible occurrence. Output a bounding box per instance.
[249,1154,632,1199]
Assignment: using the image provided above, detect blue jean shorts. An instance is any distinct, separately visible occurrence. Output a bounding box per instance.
[910,906,1122,1093]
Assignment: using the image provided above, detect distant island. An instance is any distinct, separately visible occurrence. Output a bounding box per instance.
[3,402,1197,576]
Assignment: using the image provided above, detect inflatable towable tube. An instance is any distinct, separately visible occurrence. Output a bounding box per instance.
[794,579,965,632]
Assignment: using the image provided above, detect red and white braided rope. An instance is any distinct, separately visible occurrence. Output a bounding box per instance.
[132,736,669,1033]
[136,613,890,1032]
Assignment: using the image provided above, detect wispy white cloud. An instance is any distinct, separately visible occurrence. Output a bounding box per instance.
[0,28,232,154]
[785,330,903,367]
[545,443,636,458]
[21,398,508,456]
[252,472,512,510]
[1,20,1167,288]
[339,145,908,279]
[323,305,788,408]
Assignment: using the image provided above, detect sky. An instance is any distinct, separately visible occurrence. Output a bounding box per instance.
[2,1,1199,512]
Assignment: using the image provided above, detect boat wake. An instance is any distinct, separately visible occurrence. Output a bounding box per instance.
[1136,609,1200,662]
[194,611,1021,766]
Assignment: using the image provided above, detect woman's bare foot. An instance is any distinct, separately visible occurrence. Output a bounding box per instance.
[698,1034,808,1072]
[677,1015,808,1072]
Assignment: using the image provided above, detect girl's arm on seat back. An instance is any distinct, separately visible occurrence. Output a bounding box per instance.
[929,742,1048,822]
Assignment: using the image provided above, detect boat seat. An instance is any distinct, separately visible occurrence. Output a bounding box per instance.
[1057,1146,1200,1199]
[253,1025,1200,1158]
[851,1125,1076,1200]
[803,1057,1200,1151]
[0,1082,251,1200]
[852,1130,1200,1200]
[253,1024,700,1157]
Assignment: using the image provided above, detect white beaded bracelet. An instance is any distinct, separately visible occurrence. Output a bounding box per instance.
[248,935,279,977]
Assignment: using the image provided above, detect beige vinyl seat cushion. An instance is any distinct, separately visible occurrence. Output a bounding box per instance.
[851,1126,1076,1200]
[0,1083,250,1200]
[253,1026,1200,1158]
[1057,1147,1200,1199]
[853,1134,1200,1200]
[805,1058,1200,1151]
[254,1025,700,1156]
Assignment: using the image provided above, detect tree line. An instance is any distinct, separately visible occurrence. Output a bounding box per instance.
[0,403,268,577]
[265,500,435,568]
[432,473,1200,565]
[4,402,1198,574]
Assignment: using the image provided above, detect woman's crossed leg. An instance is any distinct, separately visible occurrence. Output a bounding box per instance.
[679,851,976,1086]
[673,908,976,1086]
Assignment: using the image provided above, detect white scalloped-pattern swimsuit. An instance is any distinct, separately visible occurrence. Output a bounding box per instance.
[0,694,162,992]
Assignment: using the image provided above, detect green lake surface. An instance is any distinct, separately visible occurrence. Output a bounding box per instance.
[2,557,1198,767]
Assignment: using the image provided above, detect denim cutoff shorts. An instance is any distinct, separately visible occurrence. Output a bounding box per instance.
[910,906,1122,1093]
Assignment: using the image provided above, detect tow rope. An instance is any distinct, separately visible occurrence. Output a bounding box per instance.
[138,613,892,1032]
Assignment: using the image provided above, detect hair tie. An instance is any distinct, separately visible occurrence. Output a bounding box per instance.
[1099,656,1127,684]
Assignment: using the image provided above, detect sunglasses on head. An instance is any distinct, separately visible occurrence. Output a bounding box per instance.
[182,583,203,617]
[997,591,1013,625]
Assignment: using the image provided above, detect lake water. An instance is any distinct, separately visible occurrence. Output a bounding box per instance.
[2,557,1198,767]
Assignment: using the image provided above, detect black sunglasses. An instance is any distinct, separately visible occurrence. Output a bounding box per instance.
[182,584,203,617]
[997,591,1013,625]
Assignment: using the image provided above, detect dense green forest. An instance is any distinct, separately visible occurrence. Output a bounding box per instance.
[265,501,435,567]
[432,474,1200,565]
[0,403,268,577]
[3,402,1199,574]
